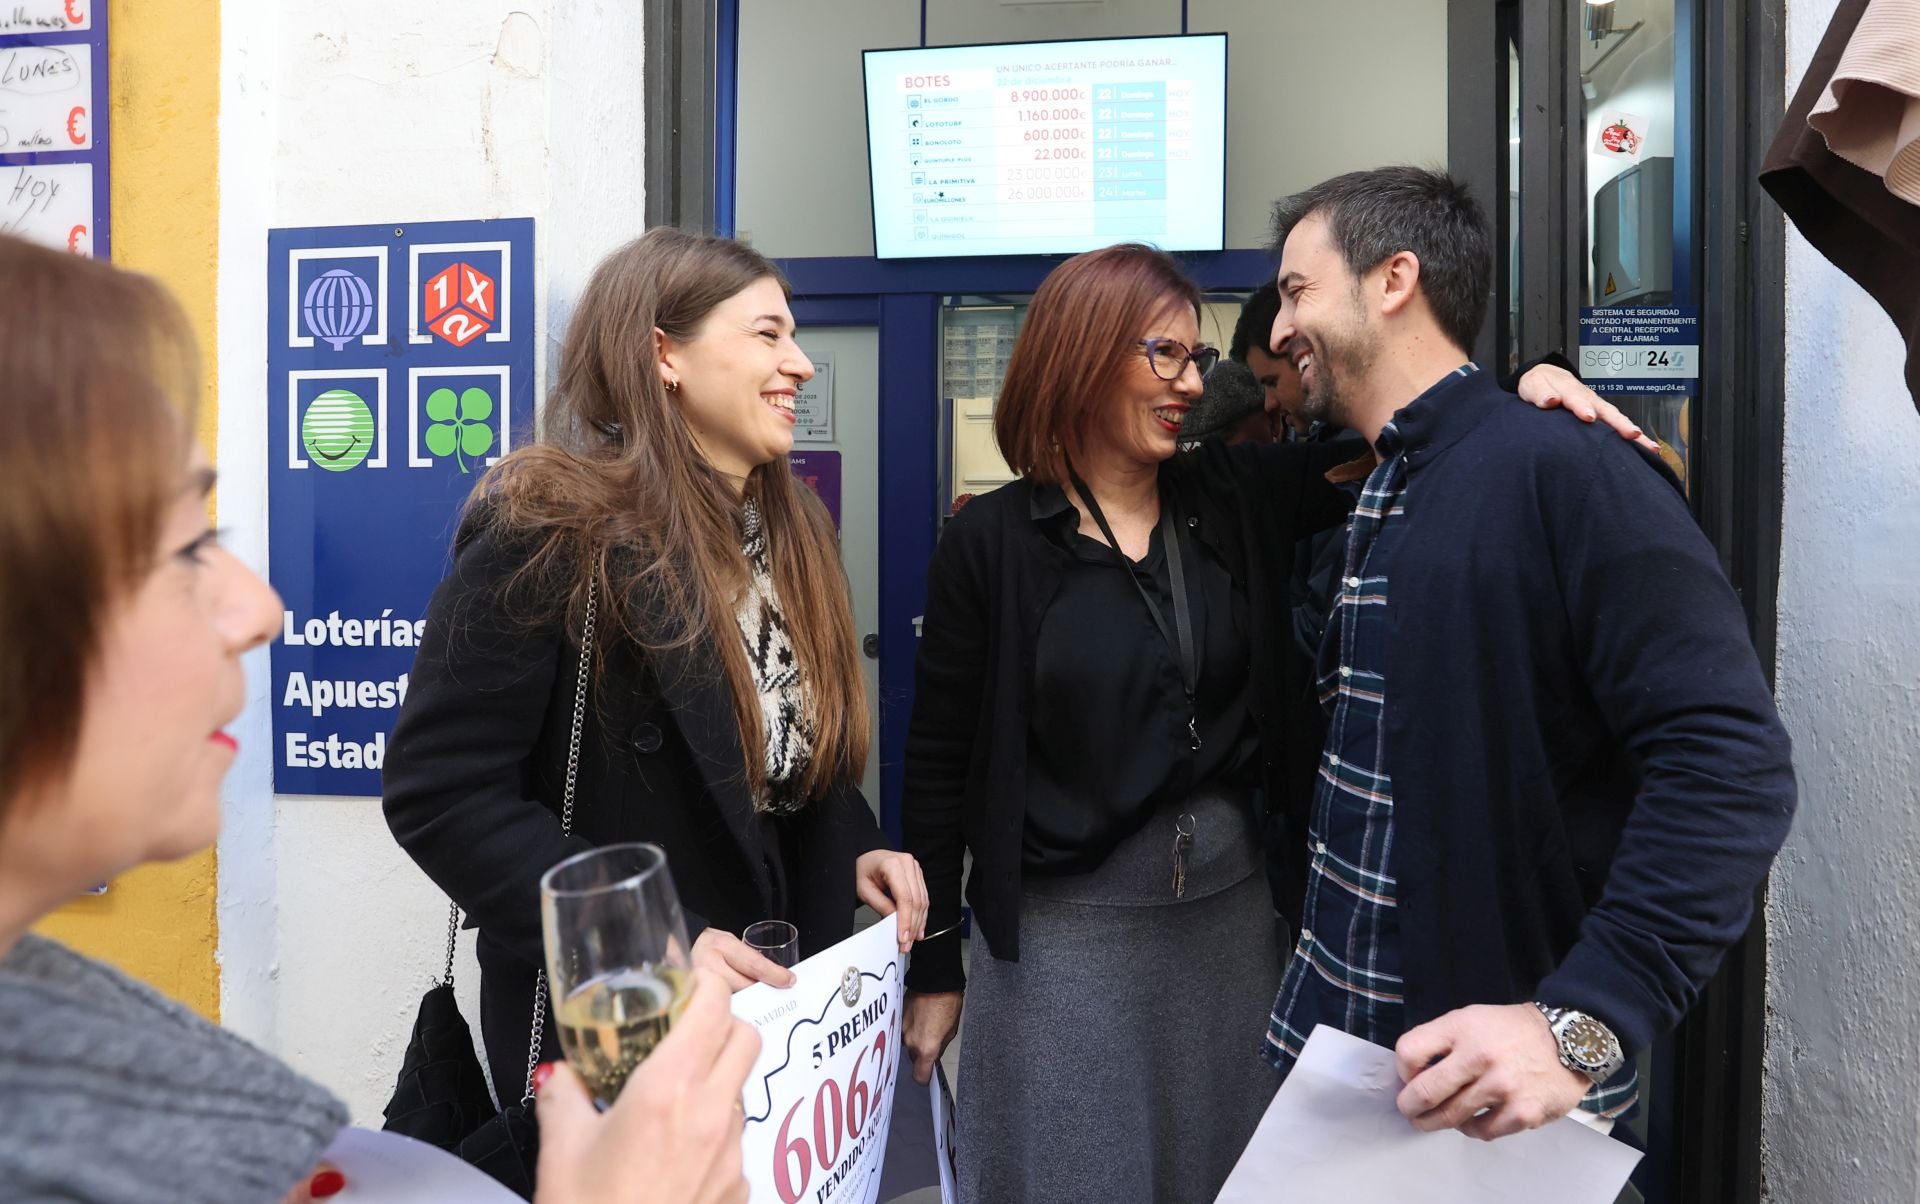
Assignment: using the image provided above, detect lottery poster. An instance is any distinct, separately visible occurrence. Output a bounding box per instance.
[733,920,905,1204]
[265,217,535,795]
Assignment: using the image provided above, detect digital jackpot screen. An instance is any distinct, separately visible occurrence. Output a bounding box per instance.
[863,34,1228,259]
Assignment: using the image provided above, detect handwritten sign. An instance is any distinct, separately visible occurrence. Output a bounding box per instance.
[733,921,904,1204]
[0,2,93,35]
[0,43,92,151]
[0,0,104,255]
[0,160,86,242]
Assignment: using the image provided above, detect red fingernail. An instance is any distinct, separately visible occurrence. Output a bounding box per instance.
[310,1170,347,1198]
[532,1061,558,1096]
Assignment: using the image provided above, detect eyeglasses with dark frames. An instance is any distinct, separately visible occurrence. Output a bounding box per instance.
[1136,337,1221,381]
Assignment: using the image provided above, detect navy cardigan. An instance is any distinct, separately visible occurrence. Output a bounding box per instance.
[1381,369,1796,1057]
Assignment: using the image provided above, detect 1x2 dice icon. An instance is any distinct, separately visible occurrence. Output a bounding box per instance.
[424,262,497,347]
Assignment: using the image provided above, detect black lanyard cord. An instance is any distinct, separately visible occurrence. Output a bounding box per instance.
[1065,465,1201,749]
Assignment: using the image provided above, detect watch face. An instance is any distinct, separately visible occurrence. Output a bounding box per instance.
[1562,1015,1616,1070]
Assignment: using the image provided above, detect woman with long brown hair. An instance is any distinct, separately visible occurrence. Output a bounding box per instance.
[384,228,927,1109]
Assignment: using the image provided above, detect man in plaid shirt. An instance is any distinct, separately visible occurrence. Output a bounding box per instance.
[1261,167,1796,1142]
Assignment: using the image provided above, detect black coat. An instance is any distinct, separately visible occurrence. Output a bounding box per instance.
[902,439,1356,993]
[384,521,886,1098]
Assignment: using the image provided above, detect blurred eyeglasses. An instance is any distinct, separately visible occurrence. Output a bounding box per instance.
[1137,337,1221,381]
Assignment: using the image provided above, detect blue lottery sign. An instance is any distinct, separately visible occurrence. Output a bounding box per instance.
[267,218,535,796]
[1577,306,1700,396]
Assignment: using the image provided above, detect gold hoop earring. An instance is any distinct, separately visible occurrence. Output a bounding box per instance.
[665,378,679,394]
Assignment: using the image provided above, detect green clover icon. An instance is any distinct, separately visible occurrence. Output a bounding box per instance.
[424,386,496,474]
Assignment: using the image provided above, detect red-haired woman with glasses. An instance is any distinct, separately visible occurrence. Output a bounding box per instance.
[897,242,1633,1203]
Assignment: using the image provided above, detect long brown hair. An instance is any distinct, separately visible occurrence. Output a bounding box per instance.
[994,243,1203,485]
[469,228,867,803]
[0,236,199,807]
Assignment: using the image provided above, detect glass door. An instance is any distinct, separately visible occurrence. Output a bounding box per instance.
[1500,3,1772,1203]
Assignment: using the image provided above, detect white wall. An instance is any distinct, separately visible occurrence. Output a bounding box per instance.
[217,0,647,1122]
[1762,0,1920,1197]
[734,0,919,257]
[736,0,1447,258]
[1189,0,1447,250]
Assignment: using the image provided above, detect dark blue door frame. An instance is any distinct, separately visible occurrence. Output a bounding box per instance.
[786,291,937,848]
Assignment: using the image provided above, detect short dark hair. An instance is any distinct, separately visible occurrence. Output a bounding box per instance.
[1229,282,1282,363]
[1268,166,1490,356]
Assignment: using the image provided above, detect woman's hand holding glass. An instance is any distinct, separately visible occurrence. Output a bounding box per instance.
[691,927,799,991]
[534,967,759,1204]
[541,843,699,1108]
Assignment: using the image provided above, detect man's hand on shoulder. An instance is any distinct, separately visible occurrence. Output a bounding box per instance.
[1393,1003,1591,1141]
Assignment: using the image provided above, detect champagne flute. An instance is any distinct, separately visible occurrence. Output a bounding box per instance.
[742,919,801,968]
[541,842,694,1107]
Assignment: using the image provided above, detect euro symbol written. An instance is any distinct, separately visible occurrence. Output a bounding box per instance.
[66,224,87,254]
[65,106,85,145]
[63,0,82,23]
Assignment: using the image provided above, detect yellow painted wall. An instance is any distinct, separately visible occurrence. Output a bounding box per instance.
[32,0,223,1022]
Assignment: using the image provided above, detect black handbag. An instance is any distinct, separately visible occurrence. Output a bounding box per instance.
[382,578,596,1198]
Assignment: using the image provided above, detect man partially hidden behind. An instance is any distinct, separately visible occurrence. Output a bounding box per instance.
[1261,166,1797,1140]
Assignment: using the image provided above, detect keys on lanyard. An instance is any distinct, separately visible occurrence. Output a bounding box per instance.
[1172,812,1196,898]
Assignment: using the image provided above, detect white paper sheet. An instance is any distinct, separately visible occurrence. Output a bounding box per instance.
[732,920,904,1204]
[931,1061,960,1204]
[317,1127,524,1203]
[1215,1026,1642,1204]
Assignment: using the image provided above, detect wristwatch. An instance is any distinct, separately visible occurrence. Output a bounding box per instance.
[1533,1003,1625,1083]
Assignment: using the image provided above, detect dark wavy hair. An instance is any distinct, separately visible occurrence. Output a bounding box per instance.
[1270,166,1491,356]
[1230,282,1283,363]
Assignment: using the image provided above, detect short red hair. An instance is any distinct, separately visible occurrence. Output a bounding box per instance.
[994,243,1203,485]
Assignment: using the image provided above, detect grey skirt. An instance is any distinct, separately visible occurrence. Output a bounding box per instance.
[957,788,1283,1204]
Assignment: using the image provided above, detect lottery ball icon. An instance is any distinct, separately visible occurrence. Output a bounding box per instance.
[303,268,376,351]
[301,388,375,472]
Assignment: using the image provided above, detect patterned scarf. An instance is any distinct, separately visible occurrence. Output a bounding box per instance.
[736,497,815,812]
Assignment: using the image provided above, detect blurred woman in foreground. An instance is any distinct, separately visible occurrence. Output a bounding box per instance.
[0,235,755,1204]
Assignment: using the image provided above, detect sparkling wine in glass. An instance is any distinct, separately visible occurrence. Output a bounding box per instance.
[541,842,694,1107]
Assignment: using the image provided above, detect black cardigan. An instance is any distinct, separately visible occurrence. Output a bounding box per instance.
[902,439,1355,993]
[384,521,887,1096]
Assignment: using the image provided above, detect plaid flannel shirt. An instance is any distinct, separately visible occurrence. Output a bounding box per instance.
[1264,364,1638,1121]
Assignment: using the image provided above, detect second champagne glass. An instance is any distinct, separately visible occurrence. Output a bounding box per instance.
[540,842,693,1107]
[742,919,801,968]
